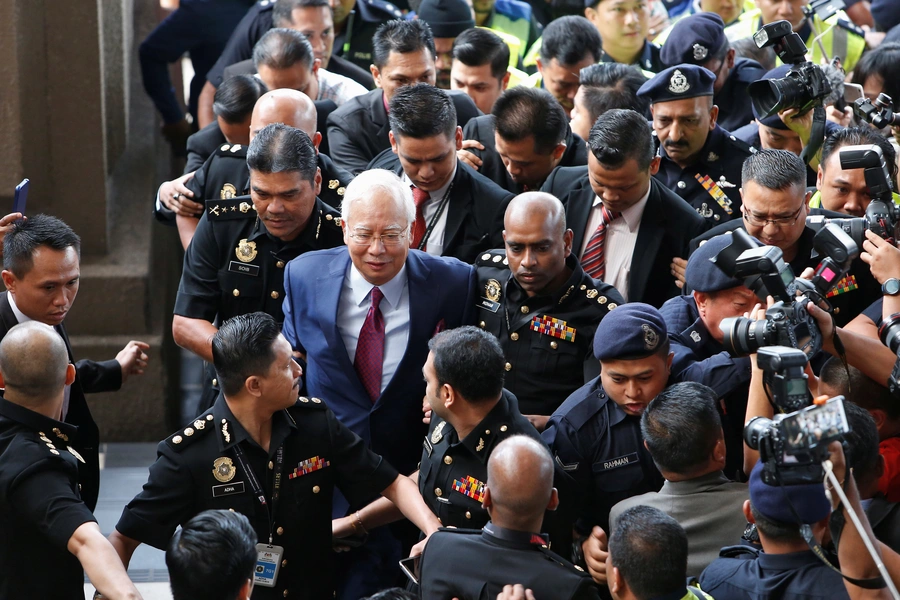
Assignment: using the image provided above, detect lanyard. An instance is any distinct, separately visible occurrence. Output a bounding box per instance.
[233,442,284,544]
[416,182,454,251]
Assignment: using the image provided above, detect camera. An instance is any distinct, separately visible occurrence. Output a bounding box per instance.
[744,346,850,485]
[877,314,900,398]
[852,93,900,130]
[715,225,858,357]
[747,20,832,118]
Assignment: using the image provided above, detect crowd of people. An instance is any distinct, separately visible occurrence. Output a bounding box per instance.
[5,0,900,598]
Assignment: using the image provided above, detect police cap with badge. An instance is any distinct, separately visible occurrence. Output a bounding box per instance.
[637,63,716,104]
[594,302,668,361]
[686,234,745,294]
[661,12,728,67]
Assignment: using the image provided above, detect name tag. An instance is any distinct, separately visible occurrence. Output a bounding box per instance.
[600,453,639,471]
[478,298,500,313]
[228,260,260,276]
[212,481,246,497]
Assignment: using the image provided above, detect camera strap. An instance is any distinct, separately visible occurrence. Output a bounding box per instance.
[800,105,827,167]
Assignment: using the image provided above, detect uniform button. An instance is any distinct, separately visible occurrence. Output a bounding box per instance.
[510,332,519,341]
[435,488,443,497]
[485,429,490,435]
[283,590,289,598]
[172,435,183,444]
[229,508,235,512]
[677,181,686,189]
[443,455,453,465]
[714,214,720,221]
[268,461,274,470]
[465,511,472,519]
[282,559,288,567]
[233,289,240,297]
[78,483,82,490]
[271,291,280,299]
[479,321,486,329]
[276,261,285,268]
[505,362,512,371]
[212,378,218,387]
[520,306,529,314]
[312,485,321,494]
[550,341,558,349]
[500,425,508,432]
[276,526,284,536]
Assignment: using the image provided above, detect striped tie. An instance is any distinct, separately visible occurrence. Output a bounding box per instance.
[581,206,620,280]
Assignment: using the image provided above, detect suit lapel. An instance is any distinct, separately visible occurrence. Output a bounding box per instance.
[629,182,665,303]
[566,184,596,253]
[371,91,392,144]
[441,163,470,252]
[0,292,19,335]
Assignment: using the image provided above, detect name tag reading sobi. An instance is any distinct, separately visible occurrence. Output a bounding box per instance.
[254,543,284,588]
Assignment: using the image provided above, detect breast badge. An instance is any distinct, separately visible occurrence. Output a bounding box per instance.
[235,239,258,263]
[221,183,237,199]
[213,457,236,483]
[485,279,502,302]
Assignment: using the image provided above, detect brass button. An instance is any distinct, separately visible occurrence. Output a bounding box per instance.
[520,306,529,314]
[500,425,508,432]
[510,332,519,341]
[312,485,321,494]
[270,291,280,299]
[465,511,472,519]
[485,429,490,435]
[229,508,235,512]
[268,461,274,470]
[479,321,486,329]
[233,289,240,297]
[443,455,453,465]
[282,559,288,567]
[206,414,213,421]
[78,483,82,490]
[283,591,289,598]
[550,341,558,349]
[172,435,183,444]
[435,488,443,497]
[276,526,284,536]
[184,427,194,436]
[212,378,218,387]
[276,261,285,268]
[505,362,512,371]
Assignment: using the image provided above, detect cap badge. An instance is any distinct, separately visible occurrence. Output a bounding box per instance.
[235,239,257,263]
[692,43,708,61]
[668,69,691,94]
[213,457,236,483]
[642,324,660,350]
[485,279,502,302]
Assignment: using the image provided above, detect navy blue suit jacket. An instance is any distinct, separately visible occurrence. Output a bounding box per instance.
[282,248,476,481]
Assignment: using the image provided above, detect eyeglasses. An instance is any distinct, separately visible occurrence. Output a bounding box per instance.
[347,232,408,246]
[742,205,804,228]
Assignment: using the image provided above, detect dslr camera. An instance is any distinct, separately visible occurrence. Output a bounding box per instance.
[714,226,858,357]
[747,20,832,118]
[744,346,850,485]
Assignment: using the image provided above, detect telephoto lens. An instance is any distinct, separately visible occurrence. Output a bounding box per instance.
[720,316,776,356]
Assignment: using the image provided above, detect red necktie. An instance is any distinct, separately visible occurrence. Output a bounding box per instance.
[581,206,621,280]
[354,287,385,403]
[410,186,429,250]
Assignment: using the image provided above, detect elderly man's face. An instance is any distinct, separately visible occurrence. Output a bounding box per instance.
[342,188,411,285]
[652,96,717,168]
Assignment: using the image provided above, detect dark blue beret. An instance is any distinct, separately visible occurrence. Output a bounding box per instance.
[748,461,831,525]
[872,0,900,31]
[686,234,745,293]
[751,65,793,130]
[661,13,727,67]
[594,303,668,361]
[637,64,716,103]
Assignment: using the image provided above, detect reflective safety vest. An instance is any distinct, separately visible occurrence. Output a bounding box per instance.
[479,27,523,69]
[808,189,900,209]
[653,0,756,45]
[482,0,537,61]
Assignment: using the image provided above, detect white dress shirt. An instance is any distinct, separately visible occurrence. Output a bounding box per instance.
[337,262,410,394]
[578,186,651,301]
[316,68,368,106]
[403,164,456,257]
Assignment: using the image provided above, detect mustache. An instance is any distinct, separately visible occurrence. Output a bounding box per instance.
[664,140,688,148]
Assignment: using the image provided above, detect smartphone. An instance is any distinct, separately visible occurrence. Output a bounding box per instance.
[399,555,420,585]
[13,178,28,222]
[843,82,864,105]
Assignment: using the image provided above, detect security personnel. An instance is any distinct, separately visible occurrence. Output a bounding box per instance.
[638,64,754,226]
[108,313,440,600]
[475,193,623,429]
[660,12,765,132]
[418,436,600,600]
[172,122,343,413]
[659,234,755,481]
[542,303,670,561]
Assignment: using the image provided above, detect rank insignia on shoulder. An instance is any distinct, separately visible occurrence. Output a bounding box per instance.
[221,183,237,199]
[431,420,446,444]
[337,187,345,197]
[530,315,576,342]
[476,250,508,267]
[586,289,598,299]
[453,475,486,503]
[213,457,236,482]
[690,330,702,343]
[328,179,339,189]
[235,239,258,263]
[288,456,331,479]
[52,427,69,442]
[67,446,85,463]
[485,279,501,302]
[207,196,256,220]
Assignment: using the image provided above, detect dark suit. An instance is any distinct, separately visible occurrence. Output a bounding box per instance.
[542,167,708,308]
[326,89,482,175]
[366,151,514,261]
[185,121,226,173]
[0,291,122,512]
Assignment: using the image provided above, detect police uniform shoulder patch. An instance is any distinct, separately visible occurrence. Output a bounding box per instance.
[293,396,328,409]
[165,413,213,451]
[476,249,508,268]
[206,196,256,221]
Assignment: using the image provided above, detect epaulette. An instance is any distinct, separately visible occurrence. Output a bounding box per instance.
[322,211,343,228]
[538,545,589,575]
[166,413,215,452]
[362,0,403,19]
[215,143,247,158]
[717,544,760,559]
[324,178,347,199]
[836,17,865,38]
[206,195,257,221]
[725,133,755,155]
[437,526,482,535]
[476,249,509,268]
[575,282,618,311]
[294,396,328,409]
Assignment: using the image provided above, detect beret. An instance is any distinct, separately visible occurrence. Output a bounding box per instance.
[749,460,831,525]
[661,13,727,67]
[594,303,668,361]
[416,0,475,38]
[751,65,793,130]
[686,234,745,293]
[637,64,716,103]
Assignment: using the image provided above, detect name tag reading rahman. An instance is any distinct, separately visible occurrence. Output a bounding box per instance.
[212,481,246,497]
[228,261,260,276]
[600,453,639,471]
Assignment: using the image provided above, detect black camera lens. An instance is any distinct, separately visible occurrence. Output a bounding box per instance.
[748,75,805,118]
[744,416,774,451]
[721,316,773,356]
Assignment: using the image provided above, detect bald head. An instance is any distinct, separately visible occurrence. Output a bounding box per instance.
[0,322,70,404]
[486,436,554,528]
[250,89,318,143]
[503,192,566,238]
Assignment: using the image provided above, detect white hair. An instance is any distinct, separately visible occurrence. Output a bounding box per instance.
[340,169,415,228]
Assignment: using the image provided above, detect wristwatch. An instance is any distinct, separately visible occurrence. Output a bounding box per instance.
[883,278,900,296]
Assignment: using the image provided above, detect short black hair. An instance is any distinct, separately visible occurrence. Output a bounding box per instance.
[3,214,81,278]
[247,123,318,182]
[428,326,505,404]
[819,356,900,419]
[167,510,258,600]
[841,401,882,485]
[741,149,806,191]
[372,19,436,70]
[820,126,898,190]
[253,28,315,71]
[850,42,900,112]
[451,28,509,81]
[539,16,601,66]
[212,312,282,396]
[273,0,330,27]
[579,63,649,124]
[588,108,654,171]
[749,503,802,542]
[362,589,417,600]
[213,74,268,124]
[609,506,688,599]
[492,87,567,154]
[389,83,457,139]
[641,382,722,475]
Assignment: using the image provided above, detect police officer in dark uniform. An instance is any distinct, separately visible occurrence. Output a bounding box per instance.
[109,313,440,600]
[638,64,754,227]
[660,12,765,132]
[543,303,670,564]
[172,122,344,413]
[418,435,601,600]
[474,192,623,429]
[660,234,756,481]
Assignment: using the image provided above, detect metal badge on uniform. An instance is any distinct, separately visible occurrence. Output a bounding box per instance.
[642,324,659,350]
[485,279,502,302]
[212,481,246,497]
[452,475,486,502]
[694,174,733,215]
[254,543,284,588]
[431,420,446,444]
[668,69,690,94]
[221,183,238,199]
[235,239,258,263]
[423,436,434,456]
[690,330,702,343]
[288,456,331,479]
[530,315,576,342]
[228,260,260,276]
[598,452,639,471]
[328,179,339,189]
[213,457,236,483]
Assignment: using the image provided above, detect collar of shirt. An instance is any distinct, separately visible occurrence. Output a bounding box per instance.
[348,261,408,311]
[592,185,650,232]
[402,163,458,204]
[212,394,297,454]
[249,198,326,249]
[7,292,31,324]
[659,124,724,169]
[600,42,654,71]
[506,254,583,306]
[0,396,78,438]
[754,549,828,571]
[659,471,736,495]
[482,522,549,548]
[455,390,512,461]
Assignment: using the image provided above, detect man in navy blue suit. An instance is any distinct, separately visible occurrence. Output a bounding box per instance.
[281,167,476,598]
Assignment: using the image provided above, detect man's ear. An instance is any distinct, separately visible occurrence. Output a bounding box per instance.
[547,487,559,512]
[65,363,76,386]
[245,375,264,398]
[609,565,625,596]
[239,578,253,600]
[501,70,511,90]
[742,499,754,523]
[371,64,382,89]
[312,131,323,153]
[483,486,493,511]
[390,131,399,154]
[1,270,16,293]
[552,143,567,161]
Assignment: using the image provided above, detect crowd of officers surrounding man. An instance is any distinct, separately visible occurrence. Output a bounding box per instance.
[6,0,900,598]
